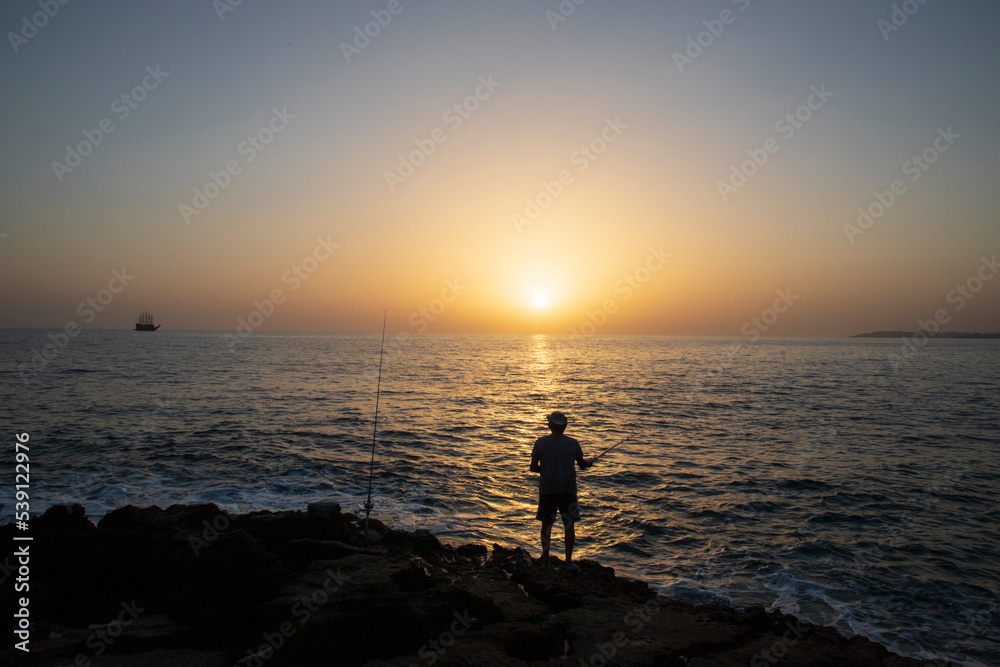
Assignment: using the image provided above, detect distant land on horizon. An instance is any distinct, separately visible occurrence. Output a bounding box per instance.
[852,331,1000,339]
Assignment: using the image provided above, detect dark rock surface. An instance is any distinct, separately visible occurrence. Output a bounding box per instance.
[2,503,945,666]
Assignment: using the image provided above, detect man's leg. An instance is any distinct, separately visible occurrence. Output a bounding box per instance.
[564,521,575,564]
[540,522,553,562]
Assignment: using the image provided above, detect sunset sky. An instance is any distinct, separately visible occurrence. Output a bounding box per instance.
[2,1,998,336]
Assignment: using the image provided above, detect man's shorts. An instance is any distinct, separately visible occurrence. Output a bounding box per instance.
[536,493,581,525]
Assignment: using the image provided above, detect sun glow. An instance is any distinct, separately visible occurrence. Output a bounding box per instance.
[533,294,548,308]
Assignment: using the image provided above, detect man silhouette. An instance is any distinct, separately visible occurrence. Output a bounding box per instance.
[530,411,593,571]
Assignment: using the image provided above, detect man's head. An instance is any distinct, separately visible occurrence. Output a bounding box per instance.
[547,411,568,434]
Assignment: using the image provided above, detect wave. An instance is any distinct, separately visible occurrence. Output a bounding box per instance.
[4,332,999,665]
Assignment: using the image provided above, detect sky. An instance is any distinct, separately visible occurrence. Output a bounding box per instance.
[1,0,999,337]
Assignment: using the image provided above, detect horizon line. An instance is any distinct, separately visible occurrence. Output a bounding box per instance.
[3,327,1000,339]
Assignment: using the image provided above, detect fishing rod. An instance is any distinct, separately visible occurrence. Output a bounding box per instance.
[363,311,387,536]
[592,434,635,462]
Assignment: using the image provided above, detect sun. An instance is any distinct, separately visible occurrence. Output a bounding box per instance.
[533,294,548,309]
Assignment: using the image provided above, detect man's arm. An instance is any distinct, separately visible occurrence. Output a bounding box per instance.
[530,442,540,473]
[576,444,593,469]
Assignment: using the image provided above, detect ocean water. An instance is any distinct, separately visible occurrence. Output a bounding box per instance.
[3,330,999,665]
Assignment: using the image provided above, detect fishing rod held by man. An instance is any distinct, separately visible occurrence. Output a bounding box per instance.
[592,433,635,462]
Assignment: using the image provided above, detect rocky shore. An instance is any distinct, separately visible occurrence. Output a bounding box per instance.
[3,503,940,666]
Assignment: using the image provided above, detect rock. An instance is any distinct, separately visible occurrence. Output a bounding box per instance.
[502,627,568,661]
[0,503,951,666]
[98,503,229,535]
[117,614,188,640]
[456,543,489,558]
[36,503,95,535]
[273,538,372,571]
[91,649,226,666]
[229,509,360,550]
[166,529,290,627]
[306,500,341,518]
[390,557,437,592]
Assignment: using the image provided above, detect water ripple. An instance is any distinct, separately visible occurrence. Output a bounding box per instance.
[3,331,999,666]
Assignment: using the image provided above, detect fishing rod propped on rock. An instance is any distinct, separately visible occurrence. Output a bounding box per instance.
[362,311,387,541]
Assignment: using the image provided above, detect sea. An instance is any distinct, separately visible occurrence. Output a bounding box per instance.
[3,330,998,665]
